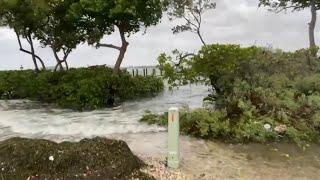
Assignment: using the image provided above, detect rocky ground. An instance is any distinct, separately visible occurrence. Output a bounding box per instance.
[137,155,187,180]
[0,137,153,180]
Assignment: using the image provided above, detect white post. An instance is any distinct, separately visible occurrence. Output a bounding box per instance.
[168,107,180,169]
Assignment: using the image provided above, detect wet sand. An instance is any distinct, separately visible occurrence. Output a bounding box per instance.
[122,132,320,180]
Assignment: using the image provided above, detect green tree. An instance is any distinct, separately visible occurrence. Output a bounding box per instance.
[35,0,85,71]
[166,0,216,46]
[70,0,164,73]
[259,0,320,51]
[0,0,48,71]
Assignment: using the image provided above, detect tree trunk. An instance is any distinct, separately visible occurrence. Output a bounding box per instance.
[15,31,46,70]
[38,59,46,70]
[197,30,206,46]
[64,60,69,70]
[27,34,40,72]
[309,0,317,55]
[28,34,46,70]
[52,47,64,72]
[54,61,64,72]
[114,27,129,74]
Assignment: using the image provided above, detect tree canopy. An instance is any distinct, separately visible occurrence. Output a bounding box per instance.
[0,0,165,72]
[0,0,49,71]
[0,0,319,72]
[259,0,320,52]
[259,0,320,11]
[70,0,164,73]
[166,0,216,46]
[35,0,86,71]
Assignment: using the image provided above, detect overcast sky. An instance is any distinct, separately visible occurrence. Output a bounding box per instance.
[1,0,319,70]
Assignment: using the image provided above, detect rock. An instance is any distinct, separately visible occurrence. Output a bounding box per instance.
[139,155,187,180]
[274,124,287,133]
[0,137,152,180]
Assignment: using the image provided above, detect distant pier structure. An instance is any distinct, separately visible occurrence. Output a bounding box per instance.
[125,66,163,77]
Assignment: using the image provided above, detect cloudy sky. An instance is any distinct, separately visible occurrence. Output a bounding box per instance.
[0,0,319,70]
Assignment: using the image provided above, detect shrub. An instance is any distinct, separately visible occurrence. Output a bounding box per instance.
[141,109,277,143]
[156,44,320,146]
[0,67,164,110]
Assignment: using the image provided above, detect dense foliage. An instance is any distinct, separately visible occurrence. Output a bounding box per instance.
[147,44,320,146]
[0,67,164,110]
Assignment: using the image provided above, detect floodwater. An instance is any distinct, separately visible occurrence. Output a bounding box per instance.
[0,85,319,180]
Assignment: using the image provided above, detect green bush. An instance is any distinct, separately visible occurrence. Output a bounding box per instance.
[156,44,320,146]
[140,109,277,143]
[0,67,164,110]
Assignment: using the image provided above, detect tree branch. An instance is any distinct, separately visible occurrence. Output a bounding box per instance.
[96,43,121,50]
[172,53,196,67]
[51,47,64,72]
[274,4,305,13]
[15,30,46,70]
[189,7,201,27]
[183,16,199,30]
[62,48,72,61]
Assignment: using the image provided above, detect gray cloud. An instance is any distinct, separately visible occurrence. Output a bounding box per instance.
[0,0,318,70]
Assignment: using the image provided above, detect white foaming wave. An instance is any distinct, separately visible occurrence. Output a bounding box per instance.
[41,124,165,137]
[0,109,165,137]
[0,84,209,140]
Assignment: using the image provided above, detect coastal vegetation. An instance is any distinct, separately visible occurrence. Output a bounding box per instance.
[0,0,166,110]
[141,44,320,147]
[0,67,164,110]
[1,0,320,178]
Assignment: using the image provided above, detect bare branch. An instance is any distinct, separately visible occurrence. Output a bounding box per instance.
[170,52,195,67]
[169,0,214,46]
[268,4,305,13]
[182,16,199,30]
[96,43,121,51]
[189,8,201,26]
